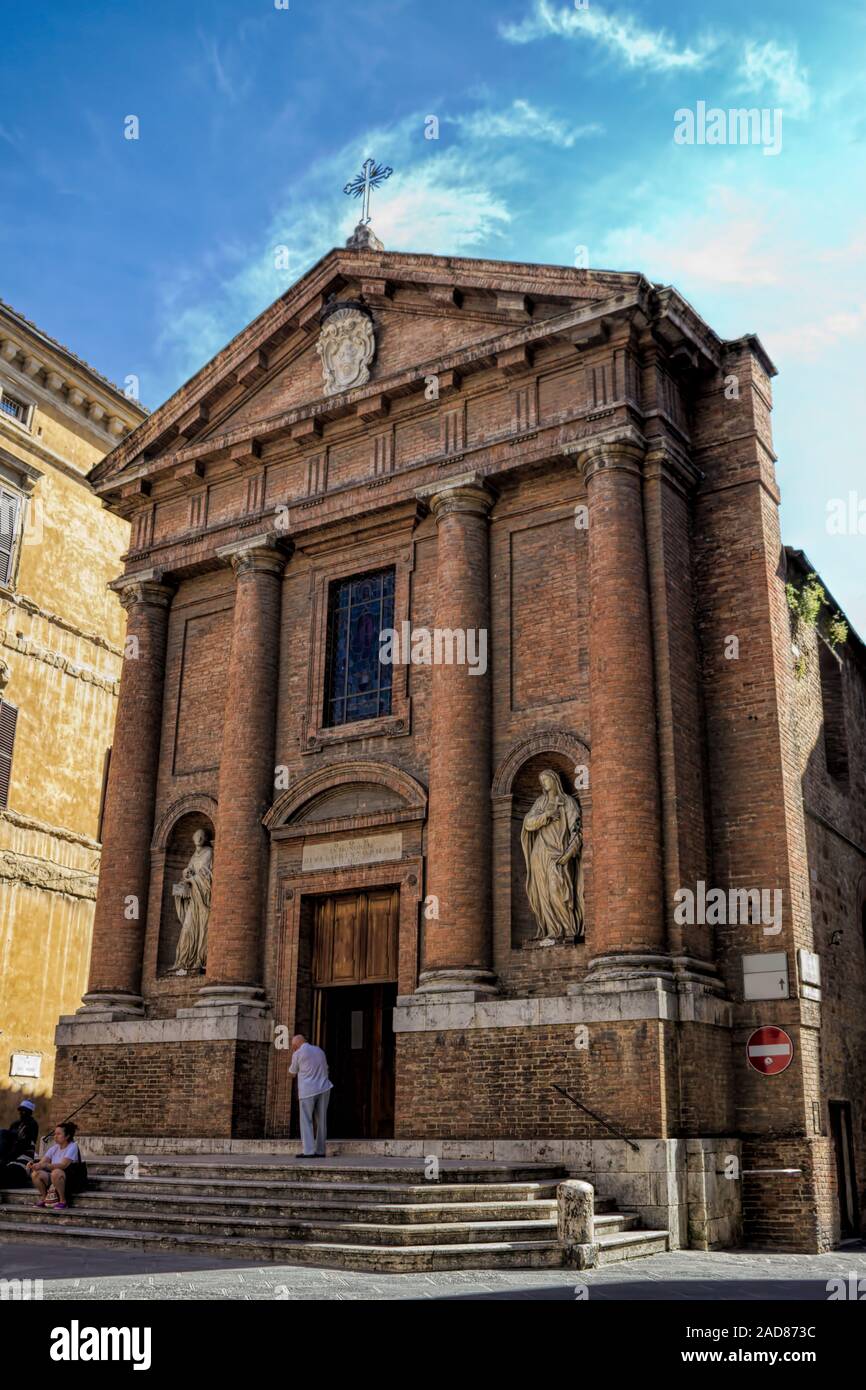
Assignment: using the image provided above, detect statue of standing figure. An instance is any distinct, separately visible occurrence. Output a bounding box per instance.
[521,769,585,943]
[171,828,213,975]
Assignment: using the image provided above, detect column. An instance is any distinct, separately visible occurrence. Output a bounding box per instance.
[578,429,666,972]
[199,537,288,1008]
[83,571,174,1015]
[418,475,497,996]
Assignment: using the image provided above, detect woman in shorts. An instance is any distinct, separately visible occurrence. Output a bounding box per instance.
[28,1122,85,1210]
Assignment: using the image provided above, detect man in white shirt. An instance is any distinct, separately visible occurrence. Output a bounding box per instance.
[289,1035,334,1158]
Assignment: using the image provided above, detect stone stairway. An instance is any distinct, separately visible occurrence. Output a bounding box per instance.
[0,1156,669,1272]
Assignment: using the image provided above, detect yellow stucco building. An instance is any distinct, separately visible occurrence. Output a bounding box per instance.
[0,300,146,1127]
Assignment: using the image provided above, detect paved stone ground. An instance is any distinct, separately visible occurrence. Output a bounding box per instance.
[2,1241,864,1300]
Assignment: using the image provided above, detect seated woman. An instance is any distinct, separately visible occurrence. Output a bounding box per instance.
[27,1122,85,1211]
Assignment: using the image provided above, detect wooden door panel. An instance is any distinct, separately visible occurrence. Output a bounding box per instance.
[332,894,362,982]
[365,887,398,980]
[312,897,333,985]
[313,888,398,986]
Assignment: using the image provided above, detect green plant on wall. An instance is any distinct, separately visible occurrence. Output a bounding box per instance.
[786,572,849,679]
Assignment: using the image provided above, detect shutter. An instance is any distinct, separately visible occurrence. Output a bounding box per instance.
[0,699,17,808]
[0,488,20,585]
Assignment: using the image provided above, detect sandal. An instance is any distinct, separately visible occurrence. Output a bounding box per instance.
[35,1199,49,1208]
[50,1201,68,1211]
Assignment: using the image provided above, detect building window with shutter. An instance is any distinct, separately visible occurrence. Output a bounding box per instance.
[323,568,395,727]
[0,699,17,809]
[0,386,32,428]
[0,486,22,587]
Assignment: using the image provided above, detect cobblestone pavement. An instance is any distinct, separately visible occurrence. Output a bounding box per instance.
[2,1242,865,1300]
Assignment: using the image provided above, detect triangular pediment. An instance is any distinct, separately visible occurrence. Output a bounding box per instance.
[90,244,648,490]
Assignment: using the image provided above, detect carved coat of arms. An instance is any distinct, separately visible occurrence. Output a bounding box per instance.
[317,303,376,396]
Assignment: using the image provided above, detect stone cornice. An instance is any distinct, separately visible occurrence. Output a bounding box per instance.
[0,624,121,694]
[96,293,650,502]
[91,252,654,486]
[0,322,144,447]
[0,586,124,657]
[0,848,98,900]
[0,805,102,850]
[119,407,647,579]
[0,414,120,494]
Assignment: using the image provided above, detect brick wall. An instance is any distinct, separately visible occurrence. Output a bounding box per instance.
[53,1040,269,1140]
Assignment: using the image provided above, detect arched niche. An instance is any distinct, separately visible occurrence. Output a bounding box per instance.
[153,800,216,976]
[492,732,591,952]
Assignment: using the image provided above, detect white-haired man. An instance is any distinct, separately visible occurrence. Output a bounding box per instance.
[289,1034,333,1158]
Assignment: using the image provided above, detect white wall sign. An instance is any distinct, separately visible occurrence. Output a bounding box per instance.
[797,948,822,1001]
[9,1052,41,1078]
[742,952,789,1001]
[302,832,403,873]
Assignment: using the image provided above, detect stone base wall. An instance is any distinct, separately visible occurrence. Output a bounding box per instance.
[52,1012,272,1139]
[568,1137,742,1251]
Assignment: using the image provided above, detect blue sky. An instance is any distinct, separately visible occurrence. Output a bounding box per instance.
[1,0,864,627]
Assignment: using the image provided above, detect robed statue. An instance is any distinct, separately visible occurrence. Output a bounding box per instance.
[521,769,585,943]
[171,829,213,975]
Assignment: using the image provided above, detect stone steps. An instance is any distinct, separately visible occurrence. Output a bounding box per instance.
[0,1156,669,1271]
[83,1173,572,1205]
[0,1220,570,1271]
[85,1159,566,1186]
[0,1188,563,1224]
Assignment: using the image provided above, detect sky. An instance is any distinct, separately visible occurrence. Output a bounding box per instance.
[1,0,864,627]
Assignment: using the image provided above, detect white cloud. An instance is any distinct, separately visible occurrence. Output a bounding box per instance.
[739,40,811,117]
[769,303,866,359]
[368,154,511,253]
[501,0,715,72]
[598,188,782,288]
[153,133,512,395]
[453,99,602,147]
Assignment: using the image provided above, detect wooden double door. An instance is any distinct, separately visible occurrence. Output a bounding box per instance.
[310,888,398,1139]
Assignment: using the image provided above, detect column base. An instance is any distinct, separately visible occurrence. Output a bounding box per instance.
[416,967,499,999]
[72,991,145,1021]
[193,984,271,1016]
[585,951,727,994]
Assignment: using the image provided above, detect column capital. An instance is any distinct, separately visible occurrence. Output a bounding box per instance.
[416,472,496,522]
[216,532,293,578]
[575,425,648,483]
[643,438,704,493]
[110,569,176,612]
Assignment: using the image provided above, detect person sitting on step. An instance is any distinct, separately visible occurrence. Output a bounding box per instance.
[27,1122,86,1211]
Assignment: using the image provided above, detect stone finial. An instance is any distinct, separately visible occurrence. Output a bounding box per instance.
[346,221,384,252]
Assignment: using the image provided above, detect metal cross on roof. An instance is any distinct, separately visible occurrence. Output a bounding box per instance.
[343,158,393,226]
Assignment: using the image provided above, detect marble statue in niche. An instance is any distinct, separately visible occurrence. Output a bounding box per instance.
[317,304,375,396]
[521,769,585,943]
[170,828,213,974]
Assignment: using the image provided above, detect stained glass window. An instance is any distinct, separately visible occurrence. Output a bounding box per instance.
[324,568,395,727]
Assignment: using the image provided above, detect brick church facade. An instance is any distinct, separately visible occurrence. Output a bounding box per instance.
[52,230,866,1254]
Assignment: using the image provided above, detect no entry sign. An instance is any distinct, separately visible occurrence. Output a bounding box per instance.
[747,1026,794,1075]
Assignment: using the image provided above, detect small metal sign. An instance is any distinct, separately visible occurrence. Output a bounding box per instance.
[742,952,789,1001]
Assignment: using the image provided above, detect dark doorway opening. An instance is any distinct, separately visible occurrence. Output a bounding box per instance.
[290,886,399,1140]
[829,1100,860,1239]
[315,982,397,1138]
